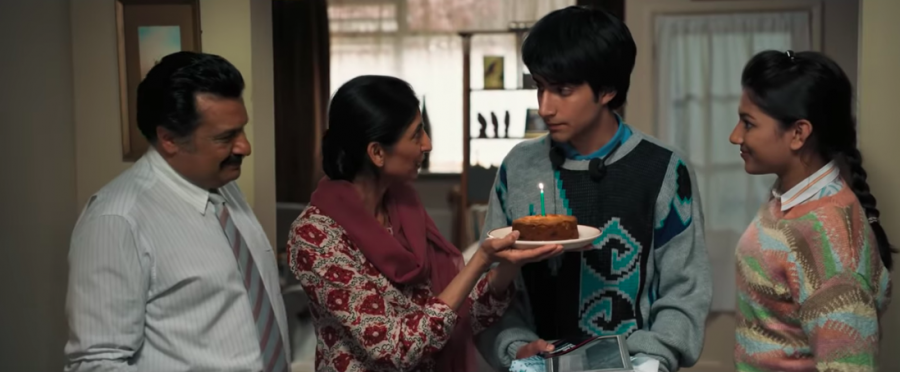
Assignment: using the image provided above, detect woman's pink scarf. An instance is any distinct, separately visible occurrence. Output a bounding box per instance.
[310,177,475,372]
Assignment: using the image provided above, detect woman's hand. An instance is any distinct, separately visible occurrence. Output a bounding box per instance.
[478,231,564,267]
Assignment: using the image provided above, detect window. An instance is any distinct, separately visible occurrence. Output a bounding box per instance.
[328,0,573,173]
[654,11,812,310]
[329,2,399,33]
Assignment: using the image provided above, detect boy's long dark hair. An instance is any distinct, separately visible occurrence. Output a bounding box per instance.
[522,5,636,108]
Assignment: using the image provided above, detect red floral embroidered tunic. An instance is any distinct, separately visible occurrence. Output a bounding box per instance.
[288,206,514,372]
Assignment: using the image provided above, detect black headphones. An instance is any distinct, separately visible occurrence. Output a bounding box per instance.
[549,140,623,183]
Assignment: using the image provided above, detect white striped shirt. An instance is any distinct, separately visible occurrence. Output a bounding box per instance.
[64,147,290,372]
[773,160,840,211]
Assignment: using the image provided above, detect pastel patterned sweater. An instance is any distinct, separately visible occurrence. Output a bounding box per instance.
[735,181,892,372]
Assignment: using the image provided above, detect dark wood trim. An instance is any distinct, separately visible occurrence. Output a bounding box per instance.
[459,34,472,249]
[273,0,330,204]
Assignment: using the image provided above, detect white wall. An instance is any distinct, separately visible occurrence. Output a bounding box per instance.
[0,1,76,371]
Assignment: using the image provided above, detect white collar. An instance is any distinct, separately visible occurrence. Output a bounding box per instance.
[145,147,213,215]
[773,161,839,211]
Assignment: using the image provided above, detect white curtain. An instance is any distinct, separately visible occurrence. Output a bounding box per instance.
[328,0,574,173]
[655,12,811,311]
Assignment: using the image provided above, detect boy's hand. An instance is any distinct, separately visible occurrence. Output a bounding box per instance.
[516,339,554,359]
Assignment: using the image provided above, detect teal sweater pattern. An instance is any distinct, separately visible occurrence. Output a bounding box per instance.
[474,125,712,372]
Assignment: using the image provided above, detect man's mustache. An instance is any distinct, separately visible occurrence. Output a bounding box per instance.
[221,154,244,167]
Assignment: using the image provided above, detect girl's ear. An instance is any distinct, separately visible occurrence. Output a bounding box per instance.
[789,119,814,151]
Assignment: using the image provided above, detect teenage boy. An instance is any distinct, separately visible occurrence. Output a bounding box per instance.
[474,6,712,372]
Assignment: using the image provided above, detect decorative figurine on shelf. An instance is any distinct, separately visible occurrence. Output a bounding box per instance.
[477,113,488,138]
[421,97,432,170]
[491,112,499,138]
[504,110,510,138]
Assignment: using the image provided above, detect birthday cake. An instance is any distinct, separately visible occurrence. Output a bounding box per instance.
[512,214,578,241]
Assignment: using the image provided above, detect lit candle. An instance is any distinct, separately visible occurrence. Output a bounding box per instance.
[539,183,546,216]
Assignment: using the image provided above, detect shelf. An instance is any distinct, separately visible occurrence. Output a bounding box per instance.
[457,27,534,248]
[469,138,529,169]
[469,89,540,141]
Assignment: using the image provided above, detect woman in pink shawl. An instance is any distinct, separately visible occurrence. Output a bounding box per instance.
[288,75,563,372]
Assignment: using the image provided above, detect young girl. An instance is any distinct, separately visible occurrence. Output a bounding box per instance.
[730,50,893,371]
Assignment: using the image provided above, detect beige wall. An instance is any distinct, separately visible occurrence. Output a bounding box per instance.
[250,0,277,247]
[822,0,860,89]
[0,0,277,370]
[858,0,900,368]
[71,0,276,245]
[71,0,131,208]
[0,1,76,371]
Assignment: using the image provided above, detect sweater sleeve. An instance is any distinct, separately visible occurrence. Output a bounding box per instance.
[783,207,883,371]
[626,155,712,372]
[468,271,515,335]
[473,163,542,370]
[288,214,458,371]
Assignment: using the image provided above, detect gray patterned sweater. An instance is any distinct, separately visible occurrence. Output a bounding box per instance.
[473,125,712,372]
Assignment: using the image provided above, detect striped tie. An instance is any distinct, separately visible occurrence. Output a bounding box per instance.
[211,194,289,372]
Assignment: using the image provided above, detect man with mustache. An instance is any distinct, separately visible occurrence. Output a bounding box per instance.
[64,51,290,372]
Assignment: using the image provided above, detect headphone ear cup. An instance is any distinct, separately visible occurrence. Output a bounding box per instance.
[588,158,605,182]
[549,146,565,169]
[591,140,624,182]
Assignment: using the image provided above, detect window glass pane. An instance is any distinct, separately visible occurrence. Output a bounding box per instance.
[329,3,398,33]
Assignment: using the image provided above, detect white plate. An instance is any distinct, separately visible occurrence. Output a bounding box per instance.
[487,225,601,251]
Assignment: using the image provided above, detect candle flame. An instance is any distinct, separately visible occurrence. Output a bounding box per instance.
[539,182,544,190]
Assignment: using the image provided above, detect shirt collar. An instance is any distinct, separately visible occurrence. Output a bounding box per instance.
[773,160,839,211]
[145,147,213,215]
[558,113,631,160]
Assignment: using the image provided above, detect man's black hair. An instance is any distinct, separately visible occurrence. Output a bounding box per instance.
[137,51,245,143]
[523,6,636,110]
